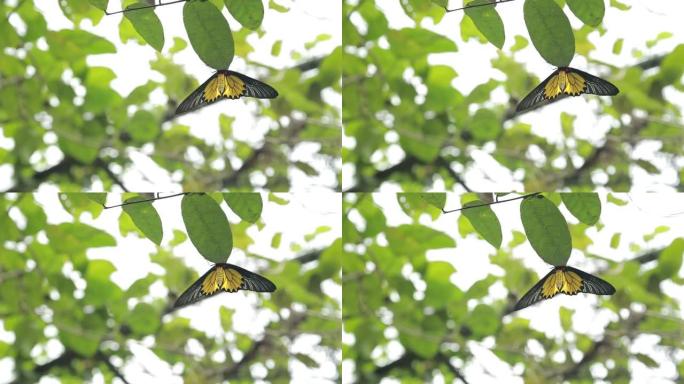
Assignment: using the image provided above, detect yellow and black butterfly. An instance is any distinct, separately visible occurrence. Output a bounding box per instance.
[175,70,278,116]
[516,67,619,112]
[173,263,276,309]
[513,266,615,311]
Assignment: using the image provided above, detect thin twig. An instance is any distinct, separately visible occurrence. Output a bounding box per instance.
[445,0,516,13]
[441,192,540,214]
[102,192,187,209]
[104,0,188,16]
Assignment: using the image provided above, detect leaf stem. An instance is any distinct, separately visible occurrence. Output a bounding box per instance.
[104,0,189,16]
[444,0,517,13]
[102,192,188,209]
[441,192,540,214]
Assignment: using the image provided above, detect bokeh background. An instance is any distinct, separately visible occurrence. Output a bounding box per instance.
[343,192,684,383]
[0,192,341,383]
[0,0,341,192]
[343,0,684,192]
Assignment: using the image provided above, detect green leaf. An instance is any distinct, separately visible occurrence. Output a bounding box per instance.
[520,195,572,266]
[462,200,502,249]
[181,193,233,263]
[122,196,163,245]
[127,303,161,335]
[523,0,575,67]
[464,0,505,49]
[386,27,457,59]
[125,2,165,51]
[220,306,234,329]
[424,261,459,309]
[183,1,234,69]
[88,0,108,11]
[559,307,573,331]
[226,0,264,30]
[46,223,116,254]
[566,0,605,27]
[653,238,684,280]
[561,193,601,225]
[397,193,445,220]
[223,192,263,223]
[463,304,499,339]
[128,110,160,142]
[399,315,446,358]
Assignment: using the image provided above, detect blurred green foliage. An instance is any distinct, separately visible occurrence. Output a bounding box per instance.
[0,1,341,191]
[343,192,684,382]
[0,193,341,382]
[343,0,684,191]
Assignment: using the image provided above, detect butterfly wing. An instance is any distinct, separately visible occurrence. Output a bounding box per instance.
[175,73,225,116]
[224,263,277,292]
[173,265,222,309]
[516,69,560,112]
[227,71,278,99]
[513,268,559,311]
[172,264,276,309]
[566,266,616,295]
[566,67,619,96]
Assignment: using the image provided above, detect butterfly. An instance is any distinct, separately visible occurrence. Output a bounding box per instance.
[516,67,619,112]
[173,263,276,309]
[513,266,615,311]
[175,70,278,116]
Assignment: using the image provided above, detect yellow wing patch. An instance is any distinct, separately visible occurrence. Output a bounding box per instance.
[543,70,586,100]
[203,73,246,102]
[201,266,243,295]
[541,269,583,298]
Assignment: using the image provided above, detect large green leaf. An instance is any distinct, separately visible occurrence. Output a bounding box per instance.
[561,192,601,225]
[464,0,505,49]
[181,193,233,263]
[223,192,263,223]
[567,0,605,27]
[122,196,163,245]
[520,195,572,266]
[125,1,165,51]
[226,0,264,30]
[462,200,502,249]
[183,1,234,69]
[523,0,575,67]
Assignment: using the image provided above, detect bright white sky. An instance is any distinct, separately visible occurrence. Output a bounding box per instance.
[0,191,341,384]
[343,192,684,384]
[0,0,341,192]
[341,0,684,192]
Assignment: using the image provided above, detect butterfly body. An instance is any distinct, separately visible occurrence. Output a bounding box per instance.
[516,67,619,112]
[513,265,615,311]
[175,70,278,116]
[173,263,276,309]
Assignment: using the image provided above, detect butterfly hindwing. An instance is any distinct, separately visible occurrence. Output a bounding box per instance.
[516,69,559,112]
[228,70,279,99]
[174,70,278,116]
[173,263,276,309]
[513,266,615,311]
[566,67,619,96]
[566,266,616,296]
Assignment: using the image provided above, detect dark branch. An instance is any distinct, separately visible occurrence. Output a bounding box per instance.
[104,0,188,16]
[441,192,539,214]
[102,192,187,209]
[445,0,516,13]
